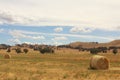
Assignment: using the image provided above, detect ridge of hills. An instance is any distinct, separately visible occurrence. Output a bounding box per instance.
[68,40,120,48]
[0,40,120,49]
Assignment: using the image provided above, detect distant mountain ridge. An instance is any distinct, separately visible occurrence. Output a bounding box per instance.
[68,40,120,48]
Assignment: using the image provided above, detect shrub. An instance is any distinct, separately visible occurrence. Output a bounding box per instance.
[103,50,107,53]
[97,47,108,53]
[113,48,118,55]
[23,49,29,54]
[15,48,22,54]
[33,47,39,51]
[90,48,99,54]
[39,47,54,54]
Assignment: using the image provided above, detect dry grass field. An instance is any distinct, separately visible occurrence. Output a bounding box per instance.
[0,48,120,80]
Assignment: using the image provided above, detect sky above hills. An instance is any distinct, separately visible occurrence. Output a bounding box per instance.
[0,0,120,45]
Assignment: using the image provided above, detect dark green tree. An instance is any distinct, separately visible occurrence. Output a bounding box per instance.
[113,48,118,55]
[15,48,22,54]
[90,48,100,54]
[39,47,54,54]
[23,49,29,54]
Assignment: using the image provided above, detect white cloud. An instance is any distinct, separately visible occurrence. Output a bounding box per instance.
[9,30,45,40]
[12,30,114,41]
[31,36,45,40]
[51,36,67,46]
[0,0,120,31]
[24,42,42,45]
[0,28,4,33]
[8,38,21,44]
[0,11,14,24]
[9,30,26,38]
[70,26,94,33]
[52,36,67,41]
[54,27,63,32]
[24,42,33,44]
[0,11,23,25]
[53,41,63,46]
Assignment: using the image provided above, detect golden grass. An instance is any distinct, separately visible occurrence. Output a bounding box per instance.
[0,49,120,80]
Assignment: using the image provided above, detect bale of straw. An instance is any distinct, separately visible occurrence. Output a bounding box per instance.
[90,55,109,70]
[4,54,11,59]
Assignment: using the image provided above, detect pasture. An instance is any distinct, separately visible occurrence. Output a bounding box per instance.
[0,49,120,80]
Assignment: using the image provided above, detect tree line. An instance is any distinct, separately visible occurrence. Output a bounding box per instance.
[0,43,119,55]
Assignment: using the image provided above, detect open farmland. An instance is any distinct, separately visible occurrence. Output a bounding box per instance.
[0,0,120,80]
[0,49,120,80]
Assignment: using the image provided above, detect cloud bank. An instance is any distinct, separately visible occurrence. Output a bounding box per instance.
[9,30,45,40]
[0,10,120,32]
[10,30,114,41]
[0,0,120,45]
[70,26,94,33]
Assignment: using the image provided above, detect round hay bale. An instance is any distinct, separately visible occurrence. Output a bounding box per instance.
[90,55,109,70]
[4,54,11,59]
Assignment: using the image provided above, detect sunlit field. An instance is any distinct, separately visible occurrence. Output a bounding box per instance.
[0,49,120,80]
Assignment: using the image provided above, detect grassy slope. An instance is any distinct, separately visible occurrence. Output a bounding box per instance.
[69,39,120,48]
[0,49,120,80]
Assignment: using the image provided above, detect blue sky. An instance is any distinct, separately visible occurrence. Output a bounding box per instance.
[0,0,120,45]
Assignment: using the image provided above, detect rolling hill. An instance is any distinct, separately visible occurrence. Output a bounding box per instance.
[68,40,120,48]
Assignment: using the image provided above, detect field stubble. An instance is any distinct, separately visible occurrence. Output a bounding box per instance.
[0,49,120,80]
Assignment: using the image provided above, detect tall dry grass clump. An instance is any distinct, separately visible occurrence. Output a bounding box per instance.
[4,54,11,59]
[90,55,109,70]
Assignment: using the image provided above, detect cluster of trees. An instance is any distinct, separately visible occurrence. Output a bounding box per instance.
[39,47,54,54]
[7,48,29,54]
[1,43,119,55]
[5,44,54,54]
[0,44,11,50]
[89,47,107,54]
[89,47,118,55]
[58,44,119,55]
[33,45,55,54]
[4,44,55,54]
